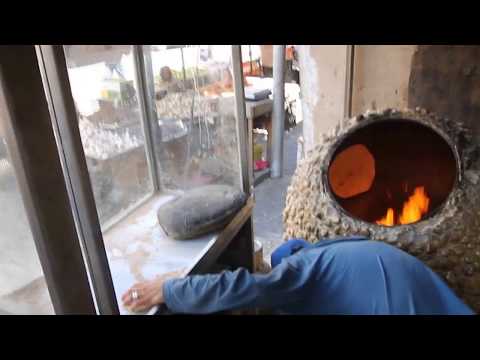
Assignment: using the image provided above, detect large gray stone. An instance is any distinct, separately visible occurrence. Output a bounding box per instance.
[157,185,247,240]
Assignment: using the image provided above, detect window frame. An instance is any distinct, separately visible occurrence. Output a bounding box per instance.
[36,45,119,314]
[37,45,252,314]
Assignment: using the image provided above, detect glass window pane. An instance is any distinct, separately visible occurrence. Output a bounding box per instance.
[147,45,241,191]
[63,45,154,227]
[57,46,245,314]
[0,110,54,314]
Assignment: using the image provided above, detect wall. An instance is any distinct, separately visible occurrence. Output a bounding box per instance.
[260,45,273,68]
[409,45,480,138]
[279,45,480,156]
[351,45,480,138]
[297,45,348,153]
[351,45,417,115]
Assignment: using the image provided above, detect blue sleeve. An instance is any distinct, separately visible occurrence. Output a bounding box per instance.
[162,260,311,314]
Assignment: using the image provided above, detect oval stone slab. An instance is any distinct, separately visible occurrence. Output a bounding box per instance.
[157,185,247,240]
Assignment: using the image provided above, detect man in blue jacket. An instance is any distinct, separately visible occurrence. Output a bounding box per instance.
[122,237,474,315]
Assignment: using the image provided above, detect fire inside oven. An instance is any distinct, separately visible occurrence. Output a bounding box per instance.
[327,119,458,226]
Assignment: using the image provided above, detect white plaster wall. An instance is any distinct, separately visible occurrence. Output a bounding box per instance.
[297,45,418,154]
[297,45,348,153]
[260,45,273,68]
[351,45,417,115]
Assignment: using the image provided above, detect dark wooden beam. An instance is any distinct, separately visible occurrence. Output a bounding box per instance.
[0,45,96,314]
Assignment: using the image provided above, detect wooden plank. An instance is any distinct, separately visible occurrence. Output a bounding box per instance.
[188,196,254,274]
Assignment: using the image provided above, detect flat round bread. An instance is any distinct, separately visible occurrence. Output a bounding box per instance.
[157,185,247,240]
[328,144,375,199]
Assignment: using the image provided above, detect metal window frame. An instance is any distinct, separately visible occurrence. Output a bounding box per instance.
[138,44,253,195]
[232,45,253,196]
[36,45,119,314]
[231,45,254,271]
[0,45,97,314]
[132,45,161,192]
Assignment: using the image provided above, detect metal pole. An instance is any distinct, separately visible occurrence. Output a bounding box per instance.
[249,45,253,74]
[180,47,187,86]
[271,45,286,179]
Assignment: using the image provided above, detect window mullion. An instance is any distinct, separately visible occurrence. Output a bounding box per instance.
[132,45,161,192]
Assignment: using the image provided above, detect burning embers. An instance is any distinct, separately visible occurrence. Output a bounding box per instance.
[376,186,430,226]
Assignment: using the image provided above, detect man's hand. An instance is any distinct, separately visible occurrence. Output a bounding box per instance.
[121,269,185,313]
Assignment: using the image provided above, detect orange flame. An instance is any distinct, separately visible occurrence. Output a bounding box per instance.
[376,186,430,226]
[377,208,395,226]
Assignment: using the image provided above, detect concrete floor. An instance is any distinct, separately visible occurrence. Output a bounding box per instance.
[0,158,54,314]
[253,123,302,262]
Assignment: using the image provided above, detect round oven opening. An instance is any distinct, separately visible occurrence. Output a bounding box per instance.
[327,119,458,226]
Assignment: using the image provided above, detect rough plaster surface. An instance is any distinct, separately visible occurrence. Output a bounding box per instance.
[297,46,318,153]
[284,108,480,312]
[409,45,480,138]
[352,46,417,115]
[298,46,348,153]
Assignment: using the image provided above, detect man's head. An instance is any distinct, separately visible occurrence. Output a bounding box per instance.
[160,66,173,82]
[270,239,313,268]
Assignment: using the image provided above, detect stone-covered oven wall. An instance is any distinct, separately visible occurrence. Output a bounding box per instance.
[283,108,480,312]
